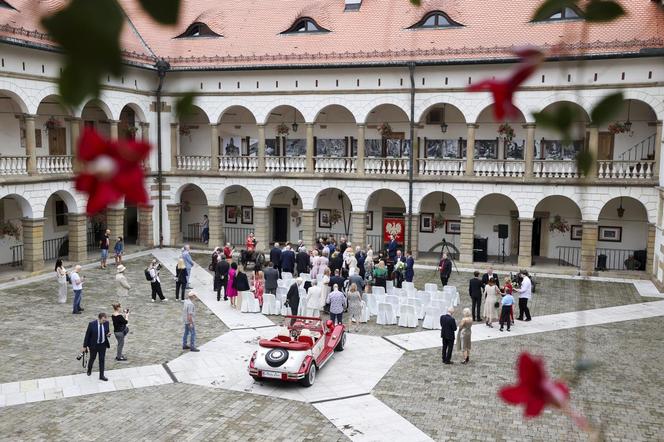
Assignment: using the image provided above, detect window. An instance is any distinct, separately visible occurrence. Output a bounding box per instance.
[0,1,16,10]
[55,200,67,227]
[410,11,463,29]
[535,7,582,21]
[175,22,222,38]
[282,18,329,34]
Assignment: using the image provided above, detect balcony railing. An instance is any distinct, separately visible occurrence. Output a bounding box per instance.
[176,155,211,171]
[557,246,580,267]
[219,156,258,173]
[314,157,356,174]
[184,223,201,242]
[474,159,525,178]
[37,155,73,174]
[43,236,68,261]
[0,155,28,175]
[533,160,580,178]
[418,158,464,176]
[597,160,655,180]
[265,156,306,173]
[367,234,383,252]
[364,157,409,175]
[223,226,252,247]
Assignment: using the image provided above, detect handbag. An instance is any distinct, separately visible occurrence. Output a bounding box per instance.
[123,325,129,336]
[494,301,500,309]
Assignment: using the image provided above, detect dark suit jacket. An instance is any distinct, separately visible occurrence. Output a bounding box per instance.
[440,314,457,340]
[329,275,345,290]
[469,277,483,298]
[280,250,295,271]
[439,258,452,278]
[264,267,279,290]
[348,274,365,292]
[482,273,500,289]
[234,272,250,291]
[84,320,111,348]
[296,251,310,274]
[270,247,282,267]
[387,240,398,259]
[214,260,229,291]
[286,283,300,307]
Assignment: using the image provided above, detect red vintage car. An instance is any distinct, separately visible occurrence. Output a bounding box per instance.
[248,316,346,387]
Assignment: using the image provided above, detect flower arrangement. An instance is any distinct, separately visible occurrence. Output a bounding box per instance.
[607,122,628,134]
[44,116,61,132]
[179,125,192,139]
[0,220,21,240]
[548,215,570,233]
[276,123,290,136]
[498,123,515,141]
[377,122,393,138]
[125,125,139,138]
[434,213,446,230]
[394,260,406,272]
[329,209,343,225]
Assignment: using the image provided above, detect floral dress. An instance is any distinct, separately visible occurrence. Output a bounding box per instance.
[254,278,264,306]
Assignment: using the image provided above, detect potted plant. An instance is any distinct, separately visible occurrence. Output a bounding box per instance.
[377,122,393,138]
[498,123,515,141]
[125,125,139,138]
[0,220,22,240]
[44,116,61,132]
[608,122,628,134]
[276,123,290,136]
[179,125,193,140]
[548,215,570,233]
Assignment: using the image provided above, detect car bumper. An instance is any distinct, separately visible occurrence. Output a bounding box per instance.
[248,368,305,381]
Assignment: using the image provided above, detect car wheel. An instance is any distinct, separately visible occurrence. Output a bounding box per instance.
[335,332,346,352]
[301,363,316,387]
[265,348,289,367]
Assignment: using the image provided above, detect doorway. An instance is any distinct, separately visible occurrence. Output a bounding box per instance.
[272,207,288,243]
[48,127,67,155]
[531,218,542,257]
[598,132,614,161]
[124,206,138,245]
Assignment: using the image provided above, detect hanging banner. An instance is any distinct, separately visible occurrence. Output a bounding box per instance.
[383,217,405,244]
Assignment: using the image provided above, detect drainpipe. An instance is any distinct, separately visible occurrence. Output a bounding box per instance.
[407,62,416,253]
[155,59,170,248]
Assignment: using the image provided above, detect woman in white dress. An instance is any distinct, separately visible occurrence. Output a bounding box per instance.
[310,250,321,280]
[55,259,67,304]
[482,277,501,327]
[320,267,331,309]
[347,255,358,276]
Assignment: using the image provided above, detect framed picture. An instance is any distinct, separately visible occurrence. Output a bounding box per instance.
[446,220,461,235]
[598,226,622,242]
[420,212,434,233]
[319,209,331,229]
[366,211,373,230]
[241,206,253,225]
[225,205,238,224]
[570,225,582,241]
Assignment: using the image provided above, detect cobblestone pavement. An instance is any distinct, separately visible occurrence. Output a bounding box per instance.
[373,316,664,441]
[0,256,228,384]
[0,383,346,442]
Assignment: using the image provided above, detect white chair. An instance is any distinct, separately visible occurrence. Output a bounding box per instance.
[407,297,424,319]
[360,300,370,323]
[277,293,290,316]
[277,279,288,289]
[393,288,407,298]
[298,293,309,315]
[261,293,278,315]
[422,306,442,330]
[385,295,400,314]
[398,304,418,328]
[425,283,438,293]
[402,281,414,291]
[299,273,311,282]
[240,291,260,313]
[386,280,394,293]
[372,286,386,296]
[376,302,397,325]
[431,300,447,312]
[443,286,457,295]
[417,291,431,308]
[282,272,293,280]
[365,292,379,316]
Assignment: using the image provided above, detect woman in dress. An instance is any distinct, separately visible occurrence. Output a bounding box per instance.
[55,259,67,304]
[482,277,501,327]
[319,249,330,277]
[320,267,331,311]
[346,254,358,277]
[364,249,374,289]
[310,249,321,280]
[175,258,188,301]
[254,270,265,307]
[457,307,473,364]
[346,283,363,331]
[226,262,238,308]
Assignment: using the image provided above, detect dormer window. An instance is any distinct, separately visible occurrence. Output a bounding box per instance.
[175,22,221,38]
[282,17,329,34]
[410,11,463,29]
[536,7,582,21]
[0,1,16,10]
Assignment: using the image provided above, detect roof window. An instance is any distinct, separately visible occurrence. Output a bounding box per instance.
[410,11,463,29]
[535,7,582,21]
[282,17,330,34]
[175,22,222,38]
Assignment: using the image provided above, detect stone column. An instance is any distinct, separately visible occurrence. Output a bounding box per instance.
[166,204,182,246]
[300,209,316,249]
[408,214,419,259]
[253,208,270,252]
[647,223,656,275]
[210,124,219,172]
[257,124,266,173]
[306,123,314,173]
[465,124,477,176]
[459,215,475,265]
[580,221,598,275]
[109,120,119,141]
[106,207,125,240]
[25,114,37,174]
[22,217,44,272]
[518,218,534,268]
[170,123,179,171]
[524,123,535,178]
[67,213,88,263]
[654,120,662,180]
[356,124,365,176]
[69,117,82,173]
[411,127,419,177]
[587,125,599,178]
[140,122,150,142]
[138,205,154,247]
[207,204,224,247]
[350,211,367,252]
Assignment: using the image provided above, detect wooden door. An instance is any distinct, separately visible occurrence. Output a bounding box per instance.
[48,127,67,155]
[598,132,614,161]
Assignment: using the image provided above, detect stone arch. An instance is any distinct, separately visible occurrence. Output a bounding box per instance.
[598,196,650,224]
[416,190,461,215]
[365,188,407,212]
[524,95,591,122]
[78,99,113,119]
[47,189,79,214]
[265,186,304,208]
[313,188,353,211]
[119,102,147,122]
[362,101,410,125]
[0,193,34,218]
[218,105,258,124]
[175,182,209,205]
[220,184,255,206]
[0,86,30,114]
[260,103,307,125]
[415,97,470,123]
[474,193,519,215]
[262,104,306,126]
[312,102,359,124]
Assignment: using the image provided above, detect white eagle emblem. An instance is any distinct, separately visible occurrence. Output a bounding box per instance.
[385,222,402,236]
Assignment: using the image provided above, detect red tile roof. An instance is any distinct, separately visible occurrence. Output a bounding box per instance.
[0,0,662,69]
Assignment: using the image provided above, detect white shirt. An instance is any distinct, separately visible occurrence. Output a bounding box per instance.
[519,276,532,299]
[149,267,160,283]
[70,271,82,290]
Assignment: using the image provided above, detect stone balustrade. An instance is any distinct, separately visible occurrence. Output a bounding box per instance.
[417,158,464,176]
[314,157,356,174]
[533,160,580,179]
[597,160,655,180]
[176,155,211,171]
[364,157,409,175]
[0,156,28,175]
[36,155,73,174]
[473,159,525,178]
[265,156,307,173]
[219,156,258,173]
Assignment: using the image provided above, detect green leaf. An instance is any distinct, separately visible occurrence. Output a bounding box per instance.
[175,92,197,120]
[42,0,124,106]
[409,0,421,5]
[532,0,578,21]
[590,92,623,126]
[138,0,181,25]
[576,150,593,177]
[584,0,625,22]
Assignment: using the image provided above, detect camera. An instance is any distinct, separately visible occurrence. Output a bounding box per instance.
[124,308,129,313]
[76,351,86,360]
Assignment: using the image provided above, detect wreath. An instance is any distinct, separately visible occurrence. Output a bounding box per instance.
[498,123,515,142]
[276,123,290,136]
[377,122,393,138]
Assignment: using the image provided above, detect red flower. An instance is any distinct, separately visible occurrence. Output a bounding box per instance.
[499,352,570,417]
[467,48,544,121]
[75,128,150,214]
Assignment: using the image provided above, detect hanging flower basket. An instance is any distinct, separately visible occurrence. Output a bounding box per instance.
[498,123,515,141]
[548,215,570,233]
[608,122,628,134]
[44,117,61,132]
[126,125,139,137]
[434,213,446,230]
[276,123,290,136]
[377,122,393,138]
[0,220,22,240]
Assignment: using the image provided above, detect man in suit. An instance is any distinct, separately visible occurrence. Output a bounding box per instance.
[280,245,296,274]
[270,243,282,275]
[339,237,348,254]
[468,271,483,322]
[405,250,415,283]
[440,307,457,365]
[355,246,366,279]
[263,263,279,295]
[348,271,365,294]
[214,258,229,301]
[481,267,500,290]
[295,246,310,276]
[286,278,303,322]
[438,253,452,287]
[387,234,398,263]
[329,269,346,292]
[82,312,111,381]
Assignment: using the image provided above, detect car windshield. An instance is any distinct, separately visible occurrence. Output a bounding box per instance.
[284,316,322,331]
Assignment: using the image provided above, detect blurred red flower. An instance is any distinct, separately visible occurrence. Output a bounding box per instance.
[75,128,150,214]
[467,48,544,121]
[499,352,570,417]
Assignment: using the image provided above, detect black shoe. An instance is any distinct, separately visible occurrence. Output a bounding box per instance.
[448,361,454,364]
[182,345,190,350]
[525,318,532,321]
[443,361,451,365]
[190,348,200,352]
[517,318,524,321]
[507,329,511,332]
[87,372,91,376]
[79,308,84,311]
[499,328,504,332]
[224,297,228,301]
[99,376,108,382]
[73,311,81,314]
